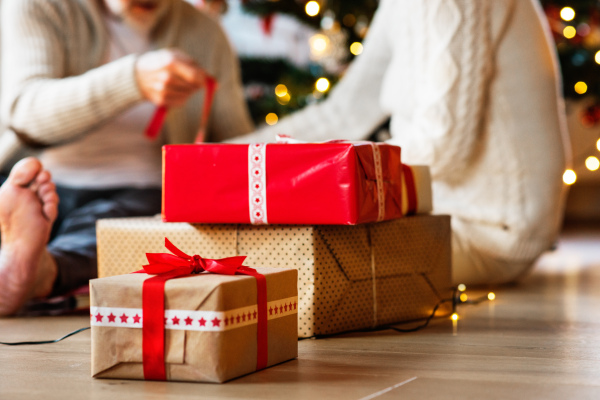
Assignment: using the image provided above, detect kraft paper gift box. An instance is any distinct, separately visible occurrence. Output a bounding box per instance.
[161,143,432,224]
[97,215,452,337]
[90,263,298,383]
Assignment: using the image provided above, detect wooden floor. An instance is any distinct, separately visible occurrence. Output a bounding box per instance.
[1,229,600,399]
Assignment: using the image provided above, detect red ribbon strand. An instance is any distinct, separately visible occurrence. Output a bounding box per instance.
[144,75,218,142]
[402,164,418,215]
[137,238,267,380]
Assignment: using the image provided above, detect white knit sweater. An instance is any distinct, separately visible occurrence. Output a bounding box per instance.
[0,0,253,165]
[231,0,570,263]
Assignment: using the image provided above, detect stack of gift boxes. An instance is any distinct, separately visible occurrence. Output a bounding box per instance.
[89,141,452,383]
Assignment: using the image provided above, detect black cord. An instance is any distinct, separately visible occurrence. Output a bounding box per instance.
[0,326,90,346]
[389,298,455,333]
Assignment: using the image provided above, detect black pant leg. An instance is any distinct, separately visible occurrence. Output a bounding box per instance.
[48,188,161,295]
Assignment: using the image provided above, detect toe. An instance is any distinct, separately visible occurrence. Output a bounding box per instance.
[8,157,43,187]
[35,169,52,186]
[38,182,59,222]
[42,194,59,222]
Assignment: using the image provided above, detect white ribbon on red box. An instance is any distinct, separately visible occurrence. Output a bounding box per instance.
[247,139,386,225]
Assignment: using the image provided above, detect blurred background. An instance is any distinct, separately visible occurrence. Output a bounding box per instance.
[196,0,600,225]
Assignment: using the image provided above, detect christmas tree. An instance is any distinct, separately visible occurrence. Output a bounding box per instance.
[220,0,377,127]
[541,0,600,180]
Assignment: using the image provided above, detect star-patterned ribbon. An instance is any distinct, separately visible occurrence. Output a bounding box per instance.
[137,238,268,381]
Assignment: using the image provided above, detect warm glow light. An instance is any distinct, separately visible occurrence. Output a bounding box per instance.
[560,7,575,21]
[451,313,459,321]
[563,26,577,39]
[595,51,600,65]
[265,113,278,126]
[460,293,468,302]
[310,34,328,54]
[488,292,496,301]
[305,1,320,17]
[315,77,330,93]
[350,42,363,56]
[276,93,291,105]
[586,156,600,171]
[275,84,288,97]
[597,138,600,152]
[575,81,588,94]
[563,169,577,185]
[457,284,466,292]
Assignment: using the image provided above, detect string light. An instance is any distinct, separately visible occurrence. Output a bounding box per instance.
[265,113,278,126]
[350,42,363,56]
[459,293,468,302]
[563,169,577,185]
[275,84,288,97]
[457,284,466,292]
[315,77,330,93]
[586,156,600,171]
[309,34,329,55]
[305,1,320,17]
[451,313,459,321]
[487,292,496,301]
[277,93,291,105]
[563,26,577,39]
[560,7,576,21]
[595,51,600,65]
[574,81,588,94]
[597,138,600,152]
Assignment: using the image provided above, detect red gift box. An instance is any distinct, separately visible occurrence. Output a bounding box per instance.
[162,142,419,225]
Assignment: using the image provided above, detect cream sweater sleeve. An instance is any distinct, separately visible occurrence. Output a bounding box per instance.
[226,0,394,144]
[386,0,494,182]
[0,0,142,146]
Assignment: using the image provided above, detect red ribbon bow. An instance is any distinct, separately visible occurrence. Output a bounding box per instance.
[138,238,268,380]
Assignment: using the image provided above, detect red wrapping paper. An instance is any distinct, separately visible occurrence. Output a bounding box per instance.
[162,142,406,225]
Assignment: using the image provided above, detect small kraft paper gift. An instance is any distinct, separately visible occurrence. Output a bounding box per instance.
[161,142,431,225]
[90,239,298,383]
[97,215,452,337]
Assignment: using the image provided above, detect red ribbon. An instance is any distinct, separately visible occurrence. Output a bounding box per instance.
[402,164,418,215]
[144,75,218,143]
[137,238,268,381]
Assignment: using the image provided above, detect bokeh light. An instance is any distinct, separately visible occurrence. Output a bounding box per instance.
[563,169,577,185]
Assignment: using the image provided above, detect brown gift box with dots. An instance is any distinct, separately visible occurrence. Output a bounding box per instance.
[97,214,452,337]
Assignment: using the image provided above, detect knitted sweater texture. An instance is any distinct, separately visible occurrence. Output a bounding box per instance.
[232,0,570,262]
[0,0,253,158]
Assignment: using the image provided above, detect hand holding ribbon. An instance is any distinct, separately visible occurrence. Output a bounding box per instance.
[138,238,268,381]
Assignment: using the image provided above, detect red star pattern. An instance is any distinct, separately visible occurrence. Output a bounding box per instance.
[236,314,241,323]
[274,306,278,315]
[284,303,288,312]
[211,317,221,327]
[293,302,297,310]
[279,305,283,314]
[269,307,273,315]
[224,318,229,326]
[253,310,258,319]
[184,316,193,326]
[198,317,207,327]
[242,313,246,322]
[289,302,293,310]
[133,314,141,323]
[107,313,116,323]
[172,316,180,325]
[247,312,252,320]
[95,313,103,322]
[120,313,128,323]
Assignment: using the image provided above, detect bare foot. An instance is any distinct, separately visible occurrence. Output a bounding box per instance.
[0,158,59,316]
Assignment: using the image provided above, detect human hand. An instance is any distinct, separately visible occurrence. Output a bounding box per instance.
[135,48,207,107]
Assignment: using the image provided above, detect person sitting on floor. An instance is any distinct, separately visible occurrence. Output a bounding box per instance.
[228,0,571,286]
[0,0,254,316]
